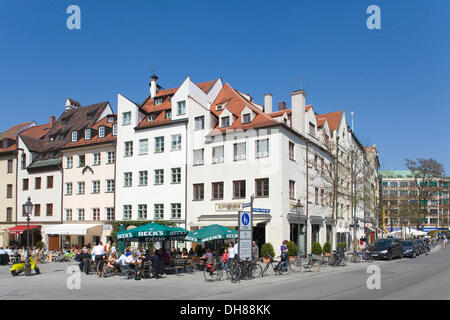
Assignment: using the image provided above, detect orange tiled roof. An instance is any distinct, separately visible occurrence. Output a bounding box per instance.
[208,83,278,134]
[141,80,217,114]
[316,111,343,132]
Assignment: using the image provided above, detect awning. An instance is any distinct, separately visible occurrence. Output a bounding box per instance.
[9,225,40,234]
[43,224,102,235]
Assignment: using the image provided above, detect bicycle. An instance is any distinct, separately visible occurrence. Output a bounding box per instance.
[227,258,262,282]
[303,254,321,272]
[351,249,373,263]
[261,255,289,277]
[203,259,223,281]
[330,249,347,266]
[289,253,303,272]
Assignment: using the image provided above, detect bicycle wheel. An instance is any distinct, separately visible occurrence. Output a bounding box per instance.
[278,261,289,275]
[230,265,241,283]
[351,254,360,263]
[215,264,224,281]
[251,264,263,278]
[289,258,302,272]
[203,266,214,281]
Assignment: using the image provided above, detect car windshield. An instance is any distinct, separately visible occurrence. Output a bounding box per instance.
[402,241,414,246]
[371,240,392,247]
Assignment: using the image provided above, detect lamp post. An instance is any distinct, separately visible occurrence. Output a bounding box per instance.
[24,197,33,276]
[295,199,304,215]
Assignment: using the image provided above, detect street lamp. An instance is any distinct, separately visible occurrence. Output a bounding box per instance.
[295,199,304,215]
[24,197,33,276]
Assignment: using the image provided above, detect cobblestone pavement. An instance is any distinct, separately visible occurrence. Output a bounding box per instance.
[0,245,444,300]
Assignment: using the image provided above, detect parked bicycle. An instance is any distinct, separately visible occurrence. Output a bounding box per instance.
[351,249,373,263]
[261,254,289,277]
[228,257,262,283]
[203,258,224,281]
[303,254,321,272]
[288,252,303,272]
[330,248,347,266]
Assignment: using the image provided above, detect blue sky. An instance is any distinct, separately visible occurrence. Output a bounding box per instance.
[0,0,449,174]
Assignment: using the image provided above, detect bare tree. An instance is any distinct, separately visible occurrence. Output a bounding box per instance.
[404,158,445,231]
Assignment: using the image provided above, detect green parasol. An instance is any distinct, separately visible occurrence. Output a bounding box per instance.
[185,224,238,242]
[115,223,188,242]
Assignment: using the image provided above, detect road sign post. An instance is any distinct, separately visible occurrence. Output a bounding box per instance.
[238,195,254,260]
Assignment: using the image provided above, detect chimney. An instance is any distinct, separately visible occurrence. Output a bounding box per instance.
[278,101,287,111]
[264,94,273,114]
[150,74,158,99]
[50,116,56,127]
[291,90,307,134]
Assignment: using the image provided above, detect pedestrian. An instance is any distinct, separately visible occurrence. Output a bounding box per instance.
[92,242,105,273]
[233,240,239,259]
[252,241,259,261]
[443,236,448,249]
[227,242,235,266]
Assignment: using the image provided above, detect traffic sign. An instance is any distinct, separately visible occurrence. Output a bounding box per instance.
[242,202,251,208]
[238,210,253,260]
[253,208,270,213]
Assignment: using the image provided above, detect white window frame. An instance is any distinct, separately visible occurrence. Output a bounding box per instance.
[139,139,149,155]
[122,112,131,126]
[99,126,105,138]
[72,131,78,142]
[177,101,186,115]
[171,134,181,151]
[85,129,91,140]
[155,137,165,153]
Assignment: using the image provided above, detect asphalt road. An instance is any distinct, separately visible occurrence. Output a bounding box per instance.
[0,245,447,300]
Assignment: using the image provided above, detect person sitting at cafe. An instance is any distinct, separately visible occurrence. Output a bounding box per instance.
[115,251,127,273]
[188,248,195,257]
[126,251,139,269]
[181,248,189,259]
[149,249,162,279]
[160,248,171,266]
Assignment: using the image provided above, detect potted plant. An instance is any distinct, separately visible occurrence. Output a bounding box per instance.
[323,242,331,256]
[337,242,347,250]
[261,243,275,263]
[287,241,298,262]
[311,242,323,258]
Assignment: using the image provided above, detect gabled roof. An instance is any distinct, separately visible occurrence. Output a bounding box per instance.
[62,114,117,150]
[316,110,343,132]
[20,101,110,157]
[208,83,278,135]
[139,80,217,115]
[0,121,35,140]
[0,121,36,154]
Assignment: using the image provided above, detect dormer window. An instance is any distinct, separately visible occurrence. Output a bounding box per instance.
[85,129,91,140]
[72,131,78,142]
[107,117,114,123]
[87,112,94,120]
[49,136,55,142]
[59,133,65,140]
[99,126,105,138]
[216,104,224,111]
[147,113,155,122]
[165,110,171,119]
[155,98,163,105]
[221,116,230,128]
[242,113,251,124]
[309,122,315,137]
[112,124,117,136]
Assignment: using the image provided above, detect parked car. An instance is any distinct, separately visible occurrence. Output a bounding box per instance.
[368,238,403,260]
[401,240,420,258]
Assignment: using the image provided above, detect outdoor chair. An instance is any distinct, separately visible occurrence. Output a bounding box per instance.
[121,264,137,280]
[141,262,153,279]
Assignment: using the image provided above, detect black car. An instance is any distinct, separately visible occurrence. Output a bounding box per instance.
[401,240,420,258]
[368,238,403,260]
